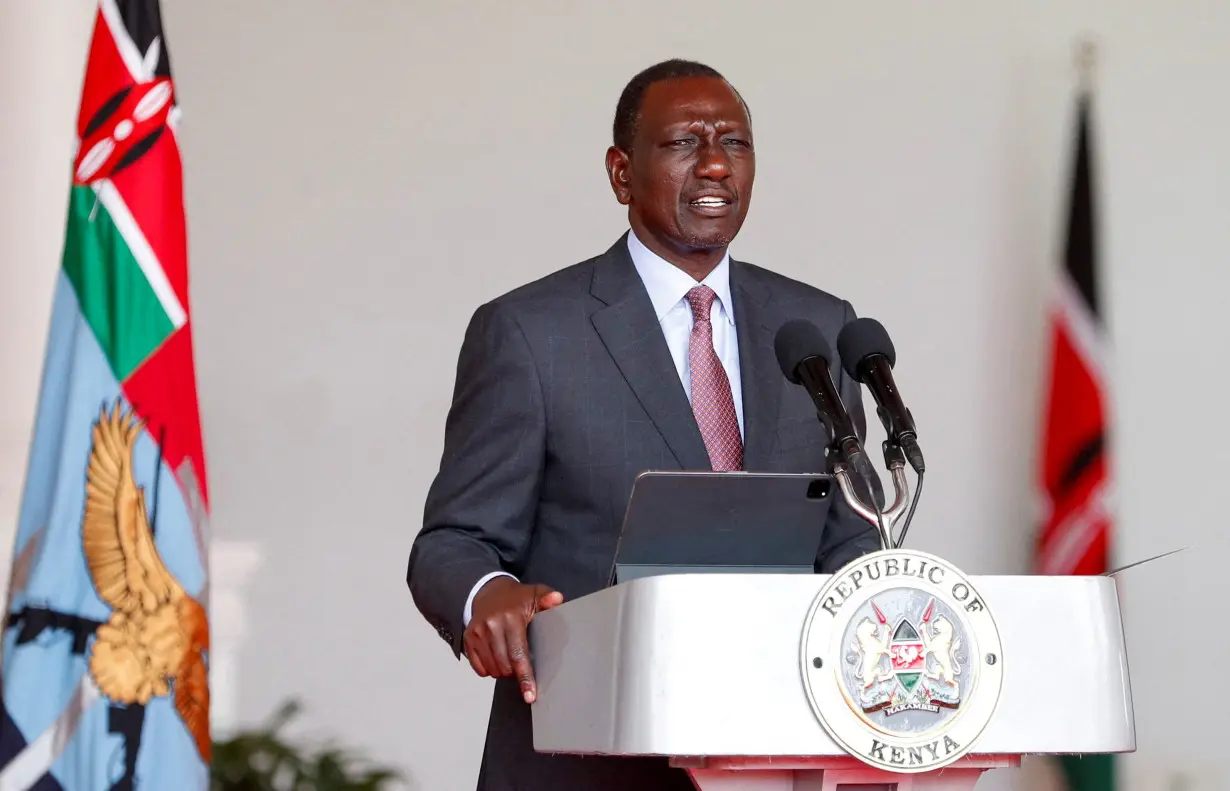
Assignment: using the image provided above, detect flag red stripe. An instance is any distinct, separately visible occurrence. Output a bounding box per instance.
[1040,313,1106,491]
[1037,299,1109,575]
[121,319,209,508]
[1039,472,1109,575]
[76,9,134,139]
[109,133,189,307]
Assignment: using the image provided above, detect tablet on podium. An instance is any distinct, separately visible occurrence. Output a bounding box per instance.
[609,470,834,584]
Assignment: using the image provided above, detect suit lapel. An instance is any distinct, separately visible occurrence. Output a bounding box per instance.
[590,236,712,470]
[731,261,783,470]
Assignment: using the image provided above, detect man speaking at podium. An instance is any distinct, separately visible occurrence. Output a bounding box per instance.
[408,59,879,790]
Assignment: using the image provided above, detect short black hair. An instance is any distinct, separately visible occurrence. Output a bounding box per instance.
[611,59,746,153]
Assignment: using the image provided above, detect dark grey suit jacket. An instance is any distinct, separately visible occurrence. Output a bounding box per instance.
[407,234,880,791]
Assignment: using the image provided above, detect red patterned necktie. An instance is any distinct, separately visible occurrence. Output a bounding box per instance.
[684,285,744,471]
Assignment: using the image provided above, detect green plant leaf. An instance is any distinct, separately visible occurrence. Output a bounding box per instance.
[263,698,303,733]
[210,698,406,791]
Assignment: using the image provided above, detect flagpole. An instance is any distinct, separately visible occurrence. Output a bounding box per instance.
[150,424,166,537]
[1043,33,1118,791]
[1076,37,1097,95]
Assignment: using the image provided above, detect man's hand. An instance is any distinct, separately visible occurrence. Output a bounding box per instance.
[464,577,564,704]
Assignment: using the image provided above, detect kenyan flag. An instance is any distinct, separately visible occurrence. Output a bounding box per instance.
[0,2,211,789]
[1035,86,1115,791]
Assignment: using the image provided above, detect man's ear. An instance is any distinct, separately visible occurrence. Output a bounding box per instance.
[605,146,632,205]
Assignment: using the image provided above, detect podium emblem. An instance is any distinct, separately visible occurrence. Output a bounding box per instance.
[800,549,1003,773]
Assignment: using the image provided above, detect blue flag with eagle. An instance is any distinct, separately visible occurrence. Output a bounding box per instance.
[0,1,211,789]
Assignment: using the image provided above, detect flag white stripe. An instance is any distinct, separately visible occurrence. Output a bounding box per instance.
[95,181,187,329]
[1054,272,1109,389]
[1039,482,1115,575]
[0,676,103,791]
[1040,506,1100,575]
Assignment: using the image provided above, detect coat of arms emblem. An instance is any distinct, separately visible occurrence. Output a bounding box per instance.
[847,595,964,718]
[800,549,1004,773]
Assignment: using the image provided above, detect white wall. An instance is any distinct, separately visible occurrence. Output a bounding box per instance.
[0,2,92,574]
[3,2,1228,790]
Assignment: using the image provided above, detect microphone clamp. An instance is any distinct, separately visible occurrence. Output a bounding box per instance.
[831,440,915,552]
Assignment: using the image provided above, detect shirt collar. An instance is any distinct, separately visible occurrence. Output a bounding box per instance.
[626,229,735,326]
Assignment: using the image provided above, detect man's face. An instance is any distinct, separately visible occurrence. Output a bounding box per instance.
[608,76,755,261]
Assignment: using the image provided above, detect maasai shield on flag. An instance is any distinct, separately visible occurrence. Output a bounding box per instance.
[0,1,211,789]
[1035,90,1115,791]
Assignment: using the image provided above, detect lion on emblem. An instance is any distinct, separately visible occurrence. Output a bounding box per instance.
[922,615,962,689]
[852,617,893,690]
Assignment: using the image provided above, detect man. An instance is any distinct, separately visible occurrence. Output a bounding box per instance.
[407,59,880,790]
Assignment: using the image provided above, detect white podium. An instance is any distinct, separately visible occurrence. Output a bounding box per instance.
[529,566,1134,790]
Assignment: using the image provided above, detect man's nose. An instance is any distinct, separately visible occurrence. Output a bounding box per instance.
[694,139,732,180]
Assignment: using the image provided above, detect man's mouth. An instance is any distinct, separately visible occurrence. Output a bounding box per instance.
[687,194,735,216]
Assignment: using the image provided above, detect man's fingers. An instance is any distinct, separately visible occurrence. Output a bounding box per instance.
[487,620,516,678]
[531,585,564,613]
[463,583,559,697]
[463,630,496,678]
[466,645,491,677]
[536,590,565,611]
[505,624,537,704]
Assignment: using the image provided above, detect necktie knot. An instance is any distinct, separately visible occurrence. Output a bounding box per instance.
[685,285,718,323]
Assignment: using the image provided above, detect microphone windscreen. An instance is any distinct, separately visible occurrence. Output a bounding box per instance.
[836,317,897,379]
[774,319,833,384]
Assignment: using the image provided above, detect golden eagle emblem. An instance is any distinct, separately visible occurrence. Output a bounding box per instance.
[83,403,211,761]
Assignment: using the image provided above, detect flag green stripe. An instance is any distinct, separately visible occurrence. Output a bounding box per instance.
[1058,754,1115,791]
[62,185,175,381]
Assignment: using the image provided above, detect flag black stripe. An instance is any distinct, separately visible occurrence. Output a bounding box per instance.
[1057,432,1104,495]
[114,0,172,78]
[1064,93,1099,320]
[81,86,132,139]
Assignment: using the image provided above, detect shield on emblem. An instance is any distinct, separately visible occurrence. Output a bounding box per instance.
[890,620,925,694]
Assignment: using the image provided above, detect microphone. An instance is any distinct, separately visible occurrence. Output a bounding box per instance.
[773,319,870,476]
[836,317,925,474]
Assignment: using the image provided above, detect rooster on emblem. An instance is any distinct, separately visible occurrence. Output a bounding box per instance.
[82,403,210,761]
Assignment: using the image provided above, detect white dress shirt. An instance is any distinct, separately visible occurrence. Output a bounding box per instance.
[462,230,744,626]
